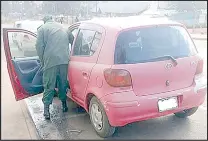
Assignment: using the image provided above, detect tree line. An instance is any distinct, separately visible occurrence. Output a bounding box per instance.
[1,1,207,17]
[1,1,97,17]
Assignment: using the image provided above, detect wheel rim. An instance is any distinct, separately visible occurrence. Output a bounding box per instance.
[91,103,103,130]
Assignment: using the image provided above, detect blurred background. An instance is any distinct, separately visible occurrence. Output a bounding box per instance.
[1,1,207,33]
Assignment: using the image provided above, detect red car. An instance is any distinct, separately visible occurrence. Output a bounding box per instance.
[3,17,207,138]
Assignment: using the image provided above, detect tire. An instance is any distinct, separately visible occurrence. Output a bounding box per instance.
[174,107,198,118]
[89,96,116,138]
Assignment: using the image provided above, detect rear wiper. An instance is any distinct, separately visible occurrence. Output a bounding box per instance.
[150,55,178,66]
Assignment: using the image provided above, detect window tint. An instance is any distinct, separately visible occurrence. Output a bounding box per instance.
[114,26,197,64]
[73,29,102,56]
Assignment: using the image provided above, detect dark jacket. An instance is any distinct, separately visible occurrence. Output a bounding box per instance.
[35,20,70,71]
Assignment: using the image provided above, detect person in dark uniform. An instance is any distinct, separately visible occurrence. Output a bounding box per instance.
[35,15,70,119]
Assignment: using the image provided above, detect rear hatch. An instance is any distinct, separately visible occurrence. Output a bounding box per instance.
[113,25,199,96]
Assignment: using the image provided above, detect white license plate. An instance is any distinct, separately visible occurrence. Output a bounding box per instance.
[158,97,178,112]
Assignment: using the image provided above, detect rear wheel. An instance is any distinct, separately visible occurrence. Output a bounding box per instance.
[89,96,116,138]
[174,107,198,118]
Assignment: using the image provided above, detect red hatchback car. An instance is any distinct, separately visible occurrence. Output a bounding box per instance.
[3,17,207,138]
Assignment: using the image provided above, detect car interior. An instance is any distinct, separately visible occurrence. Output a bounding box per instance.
[8,28,77,95]
[8,30,44,95]
[12,57,44,95]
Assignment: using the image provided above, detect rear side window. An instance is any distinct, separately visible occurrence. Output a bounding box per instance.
[73,29,102,56]
[90,32,102,55]
[114,25,197,64]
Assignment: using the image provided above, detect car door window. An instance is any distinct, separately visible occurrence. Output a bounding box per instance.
[90,32,102,56]
[68,28,78,53]
[72,29,102,56]
[72,28,78,37]
[8,31,37,58]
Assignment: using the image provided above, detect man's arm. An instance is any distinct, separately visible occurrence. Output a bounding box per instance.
[67,30,74,45]
[35,28,45,65]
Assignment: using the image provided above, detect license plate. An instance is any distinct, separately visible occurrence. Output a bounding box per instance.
[158,97,178,112]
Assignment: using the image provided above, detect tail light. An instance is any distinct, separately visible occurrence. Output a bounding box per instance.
[194,58,207,93]
[104,69,132,87]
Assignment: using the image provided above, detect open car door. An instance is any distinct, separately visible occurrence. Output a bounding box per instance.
[3,28,43,101]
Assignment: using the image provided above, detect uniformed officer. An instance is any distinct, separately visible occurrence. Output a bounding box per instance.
[35,15,70,119]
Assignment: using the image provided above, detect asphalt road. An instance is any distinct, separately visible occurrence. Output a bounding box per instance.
[1,24,207,139]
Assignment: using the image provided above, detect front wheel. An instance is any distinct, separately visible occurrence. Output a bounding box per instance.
[174,107,198,118]
[89,96,116,138]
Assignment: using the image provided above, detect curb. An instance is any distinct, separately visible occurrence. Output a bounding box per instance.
[23,100,42,140]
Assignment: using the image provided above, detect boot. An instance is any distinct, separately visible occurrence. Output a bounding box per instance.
[54,89,59,97]
[62,100,68,112]
[43,105,50,120]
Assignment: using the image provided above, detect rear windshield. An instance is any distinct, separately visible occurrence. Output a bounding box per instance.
[114,25,197,64]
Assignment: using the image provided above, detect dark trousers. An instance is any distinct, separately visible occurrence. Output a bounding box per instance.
[42,64,68,105]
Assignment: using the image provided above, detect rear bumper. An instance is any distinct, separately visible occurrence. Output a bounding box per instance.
[100,86,207,127]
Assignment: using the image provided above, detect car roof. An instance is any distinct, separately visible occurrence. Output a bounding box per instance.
[83,16,183,31]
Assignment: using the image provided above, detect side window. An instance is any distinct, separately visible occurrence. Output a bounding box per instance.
[90,32,102,55]
[68,28,78,53]
[8,31,37,58]
[73,29,99,56]
[68,27,79,44]
[72,28,78,37]
[13,24,22,39]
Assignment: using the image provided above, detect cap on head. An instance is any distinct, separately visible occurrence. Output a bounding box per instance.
[42,15,53,23]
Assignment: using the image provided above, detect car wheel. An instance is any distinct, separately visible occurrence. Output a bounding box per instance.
[89,96,116,138]
[174,107,198,118]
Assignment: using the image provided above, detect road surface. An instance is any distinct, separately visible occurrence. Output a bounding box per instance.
[1,24,207,139]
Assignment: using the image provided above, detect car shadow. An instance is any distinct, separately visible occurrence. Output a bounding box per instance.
[107,115,191,139]
[52,98,192,140]
[26,96,193,140]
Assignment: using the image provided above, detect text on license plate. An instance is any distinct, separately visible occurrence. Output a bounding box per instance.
[158,97,178,112]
